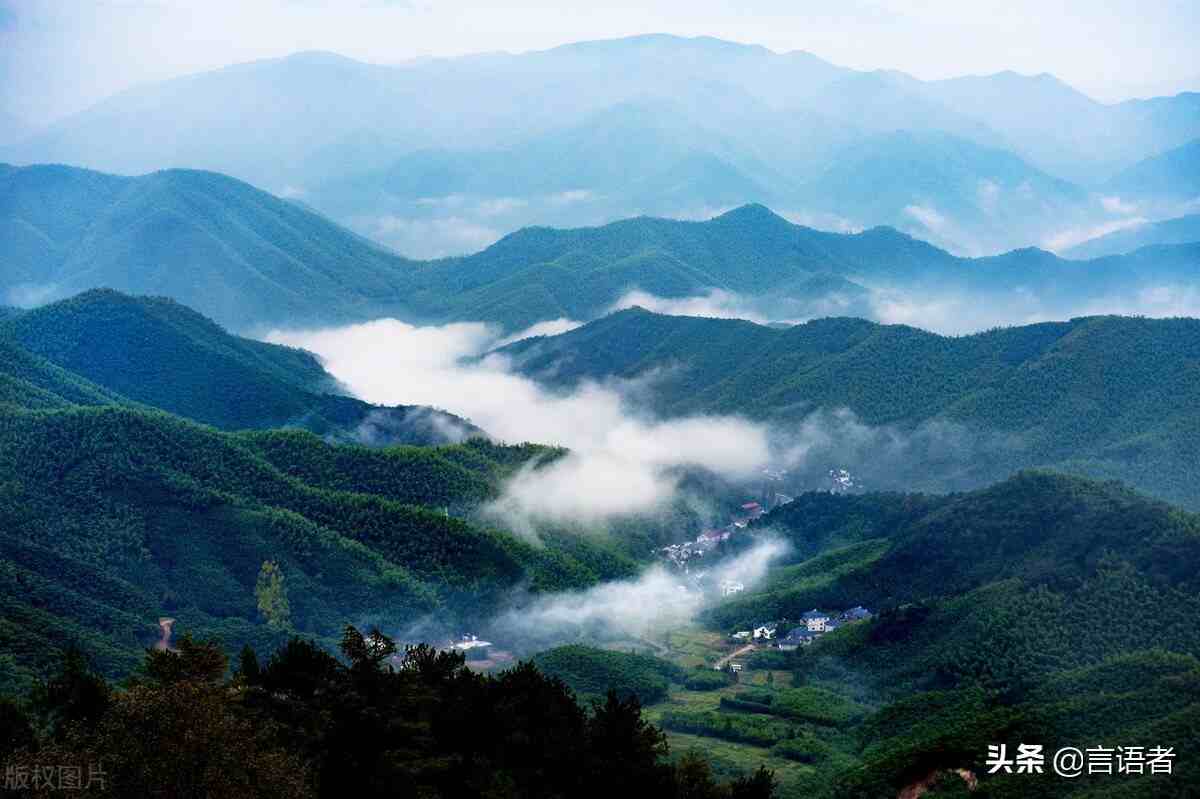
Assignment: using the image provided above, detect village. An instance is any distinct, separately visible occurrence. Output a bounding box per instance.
[718,606,874,674]
[432,467,863,674]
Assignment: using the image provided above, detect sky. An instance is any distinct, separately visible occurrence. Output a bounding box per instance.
[2,0,1198,127]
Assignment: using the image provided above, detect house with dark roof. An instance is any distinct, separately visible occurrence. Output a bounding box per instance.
[840,606,873,622]
[776,627,816,651]
[801,609,830,632]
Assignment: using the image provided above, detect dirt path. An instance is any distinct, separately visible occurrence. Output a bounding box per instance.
[713,642,756,670]
[155,617,176,652]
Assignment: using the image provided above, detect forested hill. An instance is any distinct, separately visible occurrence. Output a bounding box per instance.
[501,308,1200,507]
[0,333,127,410]
[0,163,418,329]
[2,289,480,444]
[710,472,1200,796]
[0,403,636,693]
[6,163,1199,333]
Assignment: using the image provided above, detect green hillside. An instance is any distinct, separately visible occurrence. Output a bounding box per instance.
[501,309,1200,507]
[0,403,634,694]
[3,289,480,444]
[696,472,1200,797]
[0,164,417,329]
[0,334,127,410]
[533,645,685,705]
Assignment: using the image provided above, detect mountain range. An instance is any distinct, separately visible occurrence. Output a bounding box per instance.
[4,162,1199,333]
[5,35,1200,257]
[499,308,1200,508]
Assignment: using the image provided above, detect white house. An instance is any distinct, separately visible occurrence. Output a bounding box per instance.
[752,624,777,640]
[801,609,830,632]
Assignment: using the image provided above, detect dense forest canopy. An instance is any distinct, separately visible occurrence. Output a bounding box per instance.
[501,309,1200,508]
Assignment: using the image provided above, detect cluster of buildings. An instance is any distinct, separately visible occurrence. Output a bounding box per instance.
[729,606,873,651]
[658,493,792,576]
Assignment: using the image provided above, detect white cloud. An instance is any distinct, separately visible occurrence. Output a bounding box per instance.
[493,537,789,640]
[548,189,597,206]
[903,204,948,232]
[267,318,772,532]
[976,179,1001,214]
[1042,215,1148,252]
[357,214,502,258]
[477,196,529,216]
[4,283,61,308]
[610,288,768,323]
[1100,195,1139,215]
[493,317,584,348]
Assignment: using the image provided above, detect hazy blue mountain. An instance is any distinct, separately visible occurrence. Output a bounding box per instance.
[6,35,1199,257]
[499,308,1200,508]
[309,101,792,256]
[1063,213,1200,258]
[6,163,1198,333]
[791,131,1090,254]
[797,70,1006,147]
[0,163,417,328]
[2,289,480,444]
[1,36,847,189]
[1105,137,1200,203]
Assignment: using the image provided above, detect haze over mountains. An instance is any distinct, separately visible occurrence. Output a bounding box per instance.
[5,35,1199,257]
[4,161,1199,335]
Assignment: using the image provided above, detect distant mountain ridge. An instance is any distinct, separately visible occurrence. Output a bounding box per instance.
[0,163,417,328]
[1063,213,1200,259]
[5,35,1199,257]
[1105,137,1200,202]
[4,162,1199,333]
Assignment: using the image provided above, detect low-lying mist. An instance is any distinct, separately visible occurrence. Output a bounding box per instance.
[608,282,1200,335]
[268,318,773,534]
[490,537,791,649]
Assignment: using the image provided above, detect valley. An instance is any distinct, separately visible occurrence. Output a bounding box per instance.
[1,14,1198,799]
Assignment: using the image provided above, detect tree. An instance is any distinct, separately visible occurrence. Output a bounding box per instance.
[0,697,35,761]
[236,644,262,686]
[142,635,228,686]
[729,766,778,799]
[255,560,292,631]
[30,646,110,740]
